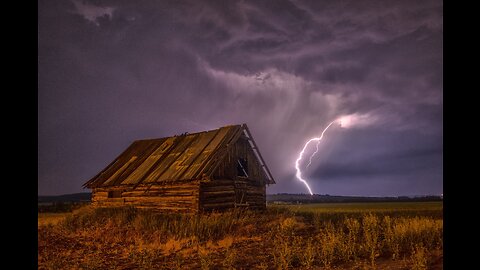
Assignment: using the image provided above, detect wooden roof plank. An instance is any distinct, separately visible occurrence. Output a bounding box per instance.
[84,124,276,188]
[84,141,143,188]
[121,137,175,185]
[154,134,203,181]
[198,125,244,178]
[107,140,164,186]
[167,128,221,181]
[184,126,238,180]
[142,135,196,183]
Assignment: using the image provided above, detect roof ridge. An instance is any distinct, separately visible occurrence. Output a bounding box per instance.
[132,124,244,142]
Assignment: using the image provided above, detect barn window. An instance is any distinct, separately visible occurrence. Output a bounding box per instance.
[237,158,249,177]
[108,190,122,198]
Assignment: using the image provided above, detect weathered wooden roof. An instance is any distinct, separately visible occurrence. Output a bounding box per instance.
[83,124,275,188]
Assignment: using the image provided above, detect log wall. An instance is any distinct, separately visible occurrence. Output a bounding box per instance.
[199,179,235,211]
[242,180,266,209]
[199,178,265,211]
[91,181,200,213]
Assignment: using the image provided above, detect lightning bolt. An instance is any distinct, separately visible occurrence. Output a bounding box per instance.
[295,120,337,195]
[305,141,319,168]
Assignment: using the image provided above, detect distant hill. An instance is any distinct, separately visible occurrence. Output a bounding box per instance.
[266,193,442,203]
[38,192,91,203]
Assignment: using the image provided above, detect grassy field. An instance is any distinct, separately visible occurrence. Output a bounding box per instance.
[279,201,442,212]
[38,213,68,226]
[38,202,443,269]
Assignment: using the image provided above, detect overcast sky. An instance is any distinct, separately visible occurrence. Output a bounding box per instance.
[38,0,442,196]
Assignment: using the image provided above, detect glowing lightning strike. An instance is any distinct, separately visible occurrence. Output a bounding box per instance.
[295,120,337,195]
[305,141,319,168]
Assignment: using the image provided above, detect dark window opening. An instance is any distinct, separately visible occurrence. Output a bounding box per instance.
[237,158,249,177]
[108,190,122,198]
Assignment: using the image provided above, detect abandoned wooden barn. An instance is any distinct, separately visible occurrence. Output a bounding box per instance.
[83,124,275,213]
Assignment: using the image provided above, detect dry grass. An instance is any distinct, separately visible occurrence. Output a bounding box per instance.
[38,202,443,269]
[38,213,68,226]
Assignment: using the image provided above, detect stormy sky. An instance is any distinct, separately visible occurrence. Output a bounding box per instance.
[38,0,443,196]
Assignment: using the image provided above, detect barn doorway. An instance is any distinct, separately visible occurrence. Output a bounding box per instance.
[234,180,248,207]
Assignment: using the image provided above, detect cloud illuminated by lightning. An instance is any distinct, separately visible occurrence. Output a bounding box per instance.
[338,113,377,128]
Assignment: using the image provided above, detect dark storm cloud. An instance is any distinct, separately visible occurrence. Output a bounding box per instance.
[310,138,442,178]
[38,0,442,196]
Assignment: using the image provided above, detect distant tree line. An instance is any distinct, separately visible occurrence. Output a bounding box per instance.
[266,194,443,204]
[38,201,90,213]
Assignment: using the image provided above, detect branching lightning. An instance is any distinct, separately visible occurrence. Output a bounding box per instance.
[294,113,373,195]
[306,140,319,168]
[294,120,337,195]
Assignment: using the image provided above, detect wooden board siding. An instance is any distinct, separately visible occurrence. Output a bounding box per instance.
[199,136,268,211]
[200,180,235,211]
[212,136,267,184]
[91,182,200,213]
[244,184,266,209]
[199,179,265,211]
